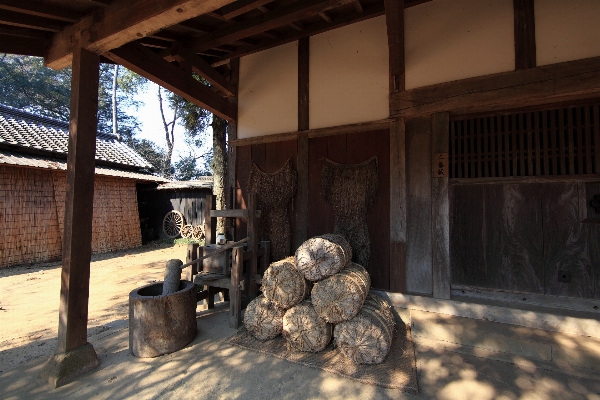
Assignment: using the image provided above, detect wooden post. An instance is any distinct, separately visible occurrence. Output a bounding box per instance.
[384,0,405,94]
[514,0,536,70]
[40,43,100,388]
[431,112,450,299]
[296,37,309,248]
[204,194,216,245]
[230,245,244,328]
[390,117,407,292]
[183,243,199,281]
[226,58,240,241]
[247,192,259,300]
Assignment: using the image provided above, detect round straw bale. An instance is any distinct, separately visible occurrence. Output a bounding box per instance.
[333,293,395,364]
[262,257,311,309]
[282,300,332,352]
[295,233,352,281]
[311,263,371,323]
[244,295,285,340]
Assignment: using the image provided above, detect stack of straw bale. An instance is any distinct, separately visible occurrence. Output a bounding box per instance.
[311,262,370,323]
[243,234,395,365]
[333,293,396,364]
[282,300,332,352]
[295,233,352,281]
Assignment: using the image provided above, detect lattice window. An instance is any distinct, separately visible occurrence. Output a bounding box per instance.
[450,103,600,178]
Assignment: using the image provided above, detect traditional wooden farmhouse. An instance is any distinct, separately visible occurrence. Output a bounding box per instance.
[0,104,166,268]
[1,0,599,386]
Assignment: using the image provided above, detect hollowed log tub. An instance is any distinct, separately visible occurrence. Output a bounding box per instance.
[129,281,197,358]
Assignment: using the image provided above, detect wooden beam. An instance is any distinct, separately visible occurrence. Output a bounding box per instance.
[211,0,385,67]
[164,43,236,97]
[296,37,309,248]
[57,43,99,353]
[219,0,274,20]
[105,43,236,121]
[384,0,404,93]
[431,112,450,299]
[186,0,354,53]
[0,0,82,22]
[0,33,47,57]
[514,0,536,69]
[0,9,66,32]
[45,0,236,69]
[229,119,393,146]
[391,56,600,118]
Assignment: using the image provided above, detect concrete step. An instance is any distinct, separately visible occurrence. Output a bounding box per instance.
[409,309,600,374]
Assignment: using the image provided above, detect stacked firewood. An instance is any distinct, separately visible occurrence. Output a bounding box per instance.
[244,233,395,364]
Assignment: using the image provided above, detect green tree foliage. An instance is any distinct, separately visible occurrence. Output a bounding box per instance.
[0,54,71,120]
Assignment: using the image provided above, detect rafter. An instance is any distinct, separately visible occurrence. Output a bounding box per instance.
[105,42,236,121]
[0,0,82,23]
[162,42,237,96]
[0,9,67,32]
[45,0,236,70]
[185,0,354,53]
[219,0,275,20]
[211,1,384,66]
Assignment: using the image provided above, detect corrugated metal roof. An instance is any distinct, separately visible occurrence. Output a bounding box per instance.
[0,104,153,170]
[156,177,213,190]
[0,150,169,182]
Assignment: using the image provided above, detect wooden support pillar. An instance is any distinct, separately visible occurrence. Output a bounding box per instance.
[386,0,406,292]
[384,0,405,94]
[390,117,407,293]
[514,0,536,70]
[296,37,309,248]
[40,43,100,388]
[431,112,450,299]
[226,58,240,240]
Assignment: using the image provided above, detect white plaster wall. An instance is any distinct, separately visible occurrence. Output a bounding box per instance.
[309,16,389,130]
[238,42,298,138]
[536,0,600,66]
[405,0,514,90]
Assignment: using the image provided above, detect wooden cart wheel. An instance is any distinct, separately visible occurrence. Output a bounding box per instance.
[192,225,204,240]
[163,211,185,238]
[180,224,193,239]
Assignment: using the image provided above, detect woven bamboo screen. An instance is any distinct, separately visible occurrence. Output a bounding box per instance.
[450,103,600,179]
[0,166,62,267]
[0,166,142,269]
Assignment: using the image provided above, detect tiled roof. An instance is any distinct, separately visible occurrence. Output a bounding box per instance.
[0,150,169,182]
[156,177,213,190]
[0,104,153,170]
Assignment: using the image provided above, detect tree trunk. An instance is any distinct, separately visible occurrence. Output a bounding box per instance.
[212,116,227,235]
[111,64,119,140]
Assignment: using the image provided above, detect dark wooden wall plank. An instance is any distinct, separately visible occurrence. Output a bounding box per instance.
[390,118,406,292]
[450,184,485,286]
[365,129,391,290]
[406,116,432,294]
[251,143,266,169]
[594,105,600,173]
[487,183,544,292]
[307,136,332,239]
[543,182,595,299]
[295,133,309,248]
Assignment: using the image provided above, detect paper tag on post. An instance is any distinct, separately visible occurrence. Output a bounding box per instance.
[433,153,448,178]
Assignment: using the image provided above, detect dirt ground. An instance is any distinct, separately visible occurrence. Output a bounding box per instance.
[0,240,187,374]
